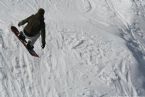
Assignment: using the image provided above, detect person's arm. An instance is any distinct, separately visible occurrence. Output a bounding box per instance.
[41,23,46,49]
[18,15,34,26]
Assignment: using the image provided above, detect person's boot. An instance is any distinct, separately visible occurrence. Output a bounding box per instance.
[18,31,26,41]
[26,41,34,50]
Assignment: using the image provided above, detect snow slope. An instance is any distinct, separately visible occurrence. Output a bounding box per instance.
[0,0,145,97]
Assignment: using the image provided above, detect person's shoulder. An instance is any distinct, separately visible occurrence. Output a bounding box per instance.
[27,14,35,19]
[31,14,35,17]
[42,18,45,25]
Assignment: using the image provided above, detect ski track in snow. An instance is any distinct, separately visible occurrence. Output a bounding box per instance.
[0,0,145,97]
[76,0,95,13]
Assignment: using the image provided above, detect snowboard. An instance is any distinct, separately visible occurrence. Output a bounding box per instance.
[11,26,39,57]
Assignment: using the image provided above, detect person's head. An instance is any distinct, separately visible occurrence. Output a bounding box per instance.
[37,8,45,15]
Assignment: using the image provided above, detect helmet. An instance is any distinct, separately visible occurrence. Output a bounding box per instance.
[38,8,45,15]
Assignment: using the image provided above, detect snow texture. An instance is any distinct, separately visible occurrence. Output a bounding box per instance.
[0,0,145,97]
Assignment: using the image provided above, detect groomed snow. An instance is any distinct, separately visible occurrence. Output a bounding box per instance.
[0,0,145,97]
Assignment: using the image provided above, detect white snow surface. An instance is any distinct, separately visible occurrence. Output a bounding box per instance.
[0,0,145,97]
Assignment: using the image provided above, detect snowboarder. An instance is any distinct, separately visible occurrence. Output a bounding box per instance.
[18,8,46,50]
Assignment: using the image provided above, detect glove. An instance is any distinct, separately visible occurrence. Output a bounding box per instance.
[18,22,23,27]
[41,42,45,49]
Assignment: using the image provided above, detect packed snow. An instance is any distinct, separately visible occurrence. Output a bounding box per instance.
[0,0,145,97]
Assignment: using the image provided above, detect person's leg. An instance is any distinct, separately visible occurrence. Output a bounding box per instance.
[28,33,40,46]
[18,31,26,41]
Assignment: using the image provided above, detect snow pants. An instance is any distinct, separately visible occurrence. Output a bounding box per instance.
[22,31,40,46]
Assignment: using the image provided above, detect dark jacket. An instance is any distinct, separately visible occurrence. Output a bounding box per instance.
[18,12,45,44]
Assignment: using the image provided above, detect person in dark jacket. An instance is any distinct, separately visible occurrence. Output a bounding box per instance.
[18,8,46,50]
